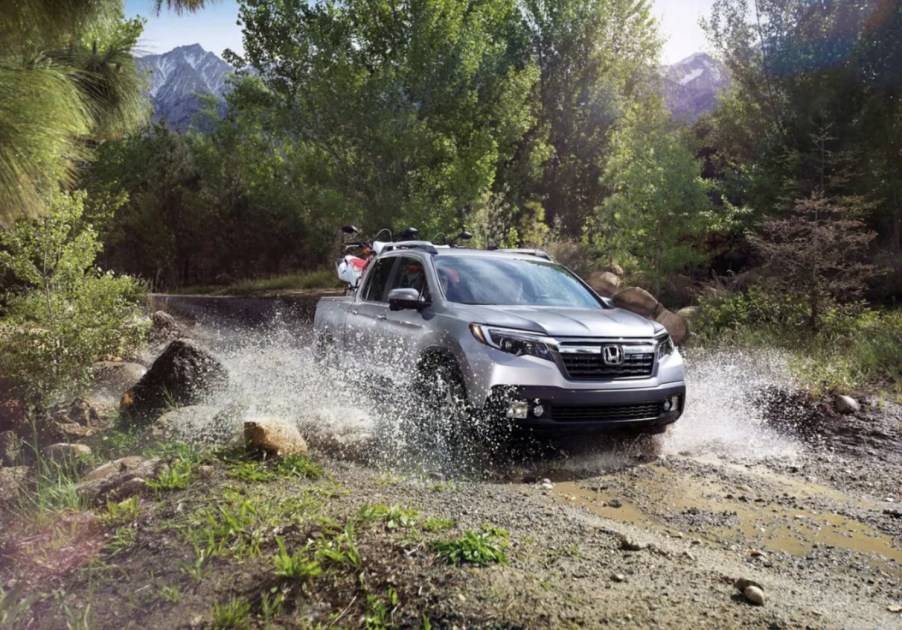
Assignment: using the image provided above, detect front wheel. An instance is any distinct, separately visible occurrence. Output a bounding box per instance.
[413,357,470,447]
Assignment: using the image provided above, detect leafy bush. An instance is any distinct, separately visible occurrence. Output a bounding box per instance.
[0,191,148,403]
[693,287,902,392]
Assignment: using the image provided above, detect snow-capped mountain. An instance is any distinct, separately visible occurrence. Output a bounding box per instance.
[662,53,730,123]
[137,44,234,129]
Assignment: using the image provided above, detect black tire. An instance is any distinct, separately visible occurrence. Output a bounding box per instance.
[414,355,470,445]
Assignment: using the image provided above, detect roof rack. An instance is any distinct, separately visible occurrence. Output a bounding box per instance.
[499,248,554,261]
[379,240,438,255]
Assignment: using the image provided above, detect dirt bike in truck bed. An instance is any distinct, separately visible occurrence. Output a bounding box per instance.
[314,239,686,434]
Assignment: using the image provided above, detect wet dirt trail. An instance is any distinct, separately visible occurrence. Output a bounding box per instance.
[150,294,902,629]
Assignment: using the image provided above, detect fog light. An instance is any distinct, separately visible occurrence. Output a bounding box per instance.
[533,404,545,417]
[506,400,529,420]
[662,400,672,412]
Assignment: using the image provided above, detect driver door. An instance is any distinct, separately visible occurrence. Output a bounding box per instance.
[375,256,433,383]
[343,256,396,368]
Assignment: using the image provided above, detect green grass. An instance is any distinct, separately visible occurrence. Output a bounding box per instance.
[159,585,181,603]
[433,526,509,566]
[357,504,419,530]
[692,290,902,395]
[97,497,140,527]
[272,538,322,580]
[181,487,322,559]
[423,517,456,532]
[106,526,136,555]
[210,597,251,630]
[173,269,342,296]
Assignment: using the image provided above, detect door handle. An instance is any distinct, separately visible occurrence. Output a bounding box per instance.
[351,309,359,315]
[376,315,386,320]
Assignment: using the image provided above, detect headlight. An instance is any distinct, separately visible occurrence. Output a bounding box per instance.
[657,335,675,359]
[470,324,556,361]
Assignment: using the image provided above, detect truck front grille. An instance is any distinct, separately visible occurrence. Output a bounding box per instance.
[560,350,655,379]
[552,402,663,422]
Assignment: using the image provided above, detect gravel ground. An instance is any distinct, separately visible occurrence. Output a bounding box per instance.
[3,299,899,628]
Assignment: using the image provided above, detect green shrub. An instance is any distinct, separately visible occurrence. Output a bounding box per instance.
[0,191,148,403]
[692,287,902,392]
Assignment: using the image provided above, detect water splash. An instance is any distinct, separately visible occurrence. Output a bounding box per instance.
[154,298,803,473]
[663,347,800,460]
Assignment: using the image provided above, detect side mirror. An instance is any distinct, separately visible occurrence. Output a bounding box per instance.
[388,288,428,311]
[399,227,419,240]
[457,231,473,241]
[341,225,359,235]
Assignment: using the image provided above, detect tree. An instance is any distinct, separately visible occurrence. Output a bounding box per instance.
[748,192,877,330]
[0,0,213,223]
[231,0,539,234]
[521,0,660,234]
[600,105,716,293]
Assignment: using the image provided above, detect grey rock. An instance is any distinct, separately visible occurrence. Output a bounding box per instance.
[81,456,145,483]
[620,537,647,551]
[0,430,22,466]
[833,394,860,414]
[120,340,229,426]
[0,466,29,503]
[42,443,92,464]
[743,585,765,605]
[734,577,764,592]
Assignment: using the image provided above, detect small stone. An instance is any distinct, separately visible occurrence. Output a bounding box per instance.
[611,573,626,583]
[42,443,92,463]
[620,537,647,551]
[833,394,860,414]
[743,585,765,606]
[887,605,901,613]
[606,499,622,508]
[244,420,308,457]
[734,578,764,593]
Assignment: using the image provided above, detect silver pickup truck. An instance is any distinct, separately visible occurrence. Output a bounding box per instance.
[313,243,685,434]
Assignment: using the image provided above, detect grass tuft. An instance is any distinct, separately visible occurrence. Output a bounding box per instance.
[433,526,509,566]
[211,597,251,630]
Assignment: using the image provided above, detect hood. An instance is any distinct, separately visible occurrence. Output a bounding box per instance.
[450,304,664,338]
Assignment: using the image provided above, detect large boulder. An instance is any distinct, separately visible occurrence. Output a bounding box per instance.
[588,271,622,297]
[90,361,147,398]
[120,340,229,426]
[656,309,689,345]
[244,420,308,457]
[612,287,663,319]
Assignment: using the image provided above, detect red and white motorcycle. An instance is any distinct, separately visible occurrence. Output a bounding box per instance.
[336,225,420,291]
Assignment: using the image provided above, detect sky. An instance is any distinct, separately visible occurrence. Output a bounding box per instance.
[125,0,716,64]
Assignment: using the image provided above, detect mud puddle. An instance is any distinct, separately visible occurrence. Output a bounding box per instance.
[552,458,902,570]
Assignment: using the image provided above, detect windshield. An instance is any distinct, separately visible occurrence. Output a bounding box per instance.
[434,256,602,308]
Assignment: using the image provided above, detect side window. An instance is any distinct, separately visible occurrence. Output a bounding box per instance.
[390,257,431,300]
[362,257,395,302]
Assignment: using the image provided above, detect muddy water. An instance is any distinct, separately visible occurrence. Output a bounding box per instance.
[554,463,902,569]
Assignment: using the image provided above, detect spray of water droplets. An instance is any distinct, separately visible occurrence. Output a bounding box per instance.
[152,296,803,475]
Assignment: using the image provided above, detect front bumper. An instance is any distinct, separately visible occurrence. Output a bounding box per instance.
[486,381,686,432]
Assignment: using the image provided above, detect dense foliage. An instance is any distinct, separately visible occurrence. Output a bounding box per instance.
[0,192,148,402]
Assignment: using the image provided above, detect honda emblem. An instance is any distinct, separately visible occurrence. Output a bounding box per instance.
[602,345,624,365]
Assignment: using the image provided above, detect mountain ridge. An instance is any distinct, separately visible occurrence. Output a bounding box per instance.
[137,45,729,129]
